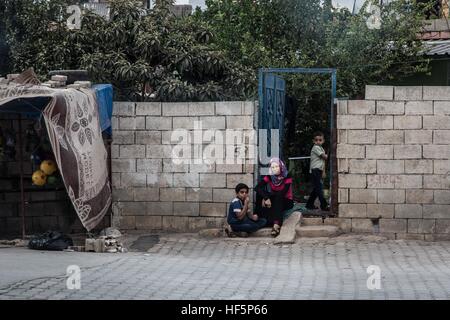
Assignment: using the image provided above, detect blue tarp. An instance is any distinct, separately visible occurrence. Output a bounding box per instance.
[93,84,113,135]
[0,84,113,134]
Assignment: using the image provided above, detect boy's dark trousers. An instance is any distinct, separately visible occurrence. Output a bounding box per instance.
[230,217,267,233]
[306,168,328,210]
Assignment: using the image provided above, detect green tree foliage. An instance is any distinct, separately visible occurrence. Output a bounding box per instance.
[2,0,255,101]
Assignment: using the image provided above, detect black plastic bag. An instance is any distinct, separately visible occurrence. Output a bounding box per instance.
[28,231,73,251]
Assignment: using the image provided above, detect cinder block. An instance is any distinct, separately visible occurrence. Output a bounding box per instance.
[136,131,161,145]
[395,204,423,218]
[423,205,450,219]
[199,203,227,217]
[377,160,404,174]
[119,117,145,130]
[376,130,404,144]
[367,175,396,189]
[423,145,450,159]
[121,202,147,216]
[146,145,174,159]
[134,188,159,201]
[338,159,349,173]
[147,202,173,216]
[111,173,121,188]
[378,189,405,204]
[379,219,407,233]
[135,102,161,116]
[111,117,119,130]
[172,117,199,129]
[436,219,450,233]
[338,130,347,144]
[339,204,367,218]
[185,188,213,202]
[226,116,253,129]
[338,174,367,188]
[173,173,199,188]
[396,233,425,240]
[376,101,405,115]
[215,164,243,173]
[367,204,395,218]
[349,160,377,174]
[405,130,432,144]
[112,144,120,159]
[433,101,450,115]
[243,101,255,115]
[202,116,226,129]
[405,160,433,174]
[227,174,254,188]
[394,86,423,100]
[423,86,450,100]
[434,190,450,204]
[394,116,422,130]
[162,130,192,145]
[147,173,173,187]
[212,188,236,203]
[366,145,393,159]
[424,175,450,189]
[423,116,450,129]
[337,100,348,115]
[339,188,349,203]
[405,101,433,115]
[348,100,375,114]
[112,188,134,202]
[216,101,244,115]
[119,145,145,159]
[146,116,172,130]
[336,115,365,129]
[160,188,185,202]
[433,130,450,144]
[395,175,423,189]
[135,216,162,230]
[347,130,375,144]
[136,159,163,173]
[434,160,450,174]
[112,159,136,173]
[199,173,227,188]
[121,173,147,187]
[118,216,136,230]
[406,190,434,204]
[162,216,190,231]
[336,144,365,159]
[162,102,189,116]
[173,202,200,217]
[189,163,216,173]
[351,218,374,233]
[112,130,135,144]
[349,189,377,203]
[162,159,188,173]
[365,85,394,100]
[408,219,435,234]
[188,102,215,116]
[113,102,135,116]
[394,145,422,159]
[366,115,393,129]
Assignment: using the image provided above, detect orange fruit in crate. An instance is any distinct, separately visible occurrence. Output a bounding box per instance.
[32,170,47,186]
[40,160,57,175]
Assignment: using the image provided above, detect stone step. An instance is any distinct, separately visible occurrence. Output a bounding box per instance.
[295,225,340,238]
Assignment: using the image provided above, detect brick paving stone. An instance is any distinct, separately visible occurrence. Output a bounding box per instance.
[1,235,450,300]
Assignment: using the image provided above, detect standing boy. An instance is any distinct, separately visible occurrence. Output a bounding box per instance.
[226,183,267,237]
[306,131,329,211]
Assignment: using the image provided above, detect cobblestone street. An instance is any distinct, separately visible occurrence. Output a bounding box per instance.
[1,234,450,300]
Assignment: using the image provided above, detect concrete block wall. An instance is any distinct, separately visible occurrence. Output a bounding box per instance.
[111,101,257,232]
[337,85,450,240]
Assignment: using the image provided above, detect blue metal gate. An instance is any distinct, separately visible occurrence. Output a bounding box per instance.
[258,72,286,161]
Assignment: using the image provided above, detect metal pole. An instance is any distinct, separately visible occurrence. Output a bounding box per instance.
[18,114,26,239]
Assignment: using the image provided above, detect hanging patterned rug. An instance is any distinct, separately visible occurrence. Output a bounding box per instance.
[0,75,111,232]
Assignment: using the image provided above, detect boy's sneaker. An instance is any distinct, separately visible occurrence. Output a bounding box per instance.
[236,232,249,238]
[224,226,236,238]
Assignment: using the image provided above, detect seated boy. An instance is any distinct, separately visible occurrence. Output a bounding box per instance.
[225,183,267,237]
